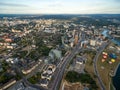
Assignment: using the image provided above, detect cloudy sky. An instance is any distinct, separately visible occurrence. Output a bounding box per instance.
[0,0,120,14]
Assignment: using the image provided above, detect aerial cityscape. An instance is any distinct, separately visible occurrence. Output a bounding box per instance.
[0,0,120,90]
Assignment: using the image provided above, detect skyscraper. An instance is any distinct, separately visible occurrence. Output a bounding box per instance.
[74,32,78,45]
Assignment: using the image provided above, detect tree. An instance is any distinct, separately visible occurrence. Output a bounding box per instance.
[65,71,98,90]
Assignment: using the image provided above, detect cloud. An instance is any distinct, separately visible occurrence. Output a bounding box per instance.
[115,0,120,2]
[0,0,120,14]
[47,1,63,7]
[0,2,28,7]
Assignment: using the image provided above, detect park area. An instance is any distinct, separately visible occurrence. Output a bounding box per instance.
[97,43,120,90]
[84,43,120,90]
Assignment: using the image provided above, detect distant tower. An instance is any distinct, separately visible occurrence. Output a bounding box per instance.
[74,33,79,45]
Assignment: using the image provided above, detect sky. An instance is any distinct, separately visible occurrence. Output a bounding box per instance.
[0,0,120,14]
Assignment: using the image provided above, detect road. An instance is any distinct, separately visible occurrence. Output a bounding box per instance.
[9,61,46,90]
[9,31,85,90]
[19,43,83,90]
[93,42,109,90]
[49,32,85,90]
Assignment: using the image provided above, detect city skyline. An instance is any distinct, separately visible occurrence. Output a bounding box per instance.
[0,0,120,14]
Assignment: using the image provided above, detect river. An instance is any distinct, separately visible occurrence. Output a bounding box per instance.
[102,29,120,90]
[113,64,120,90]
[102,29,120,46]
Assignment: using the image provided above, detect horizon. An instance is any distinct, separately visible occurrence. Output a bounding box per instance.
[0,0,120,14]
[0,13,120,15]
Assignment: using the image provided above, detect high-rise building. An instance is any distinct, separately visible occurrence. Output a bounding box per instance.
[74,33,78,45]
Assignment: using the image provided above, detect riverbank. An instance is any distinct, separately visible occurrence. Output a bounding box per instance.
[112,63,120,90]
[97,43,120,90]
[112,63,120,76]
[102,29,120,46]
[110,63,120,90]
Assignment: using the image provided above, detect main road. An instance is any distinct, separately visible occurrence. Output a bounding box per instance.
[10,32,85,90]
[93,42,110,90]
[49,32,85,90]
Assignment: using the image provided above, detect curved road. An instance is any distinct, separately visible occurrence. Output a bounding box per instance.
[12,64,47,90]
[93,42,109,90]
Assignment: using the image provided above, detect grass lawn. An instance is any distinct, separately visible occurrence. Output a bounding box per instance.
[84,51,101,90]
[97,44,120,90]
